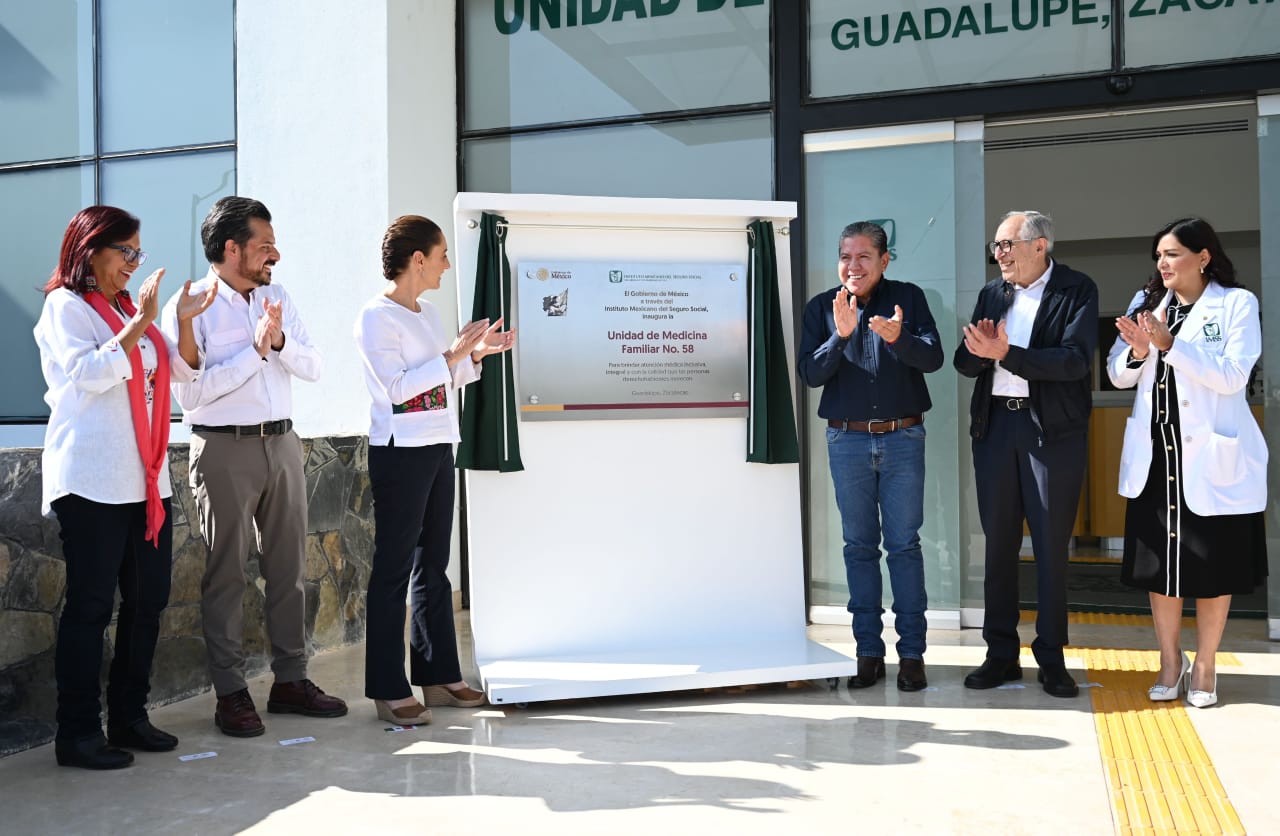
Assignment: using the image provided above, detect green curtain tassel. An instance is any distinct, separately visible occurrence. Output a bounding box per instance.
[746,219,800,464]
[457,212,524,472]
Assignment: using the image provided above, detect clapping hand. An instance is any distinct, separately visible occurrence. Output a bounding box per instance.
[832,288,858,338]
[254,298,284,357]
[868,304,904,344]
[1137,309,1173,353]
[471,320,515,361]
[445,317,493,367]
[175,279,218,322]
[135,269,164,325]
[1114,313,1153,359]
[962,318,1009,361]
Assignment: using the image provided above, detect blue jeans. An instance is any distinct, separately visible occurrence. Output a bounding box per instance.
[826,424,928,659]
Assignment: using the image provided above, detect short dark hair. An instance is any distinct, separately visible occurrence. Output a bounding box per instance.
[382,215,444,280]
[839,221,888,256]
[201,196,272,264]
[45,205,140,295]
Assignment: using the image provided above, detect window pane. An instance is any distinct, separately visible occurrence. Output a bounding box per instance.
[464,114,772,200]
[0,2,94,164]
[1126,5,1280,69]
[802,137,963,610]
[100,150,236,304]
[464,0,769,131]
[808,0,1111,99]
[100,0,234,153]
[0,164,96,419]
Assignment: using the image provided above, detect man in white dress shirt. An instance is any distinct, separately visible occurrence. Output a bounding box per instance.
[162,197,347,736]
[953,210,1099,698]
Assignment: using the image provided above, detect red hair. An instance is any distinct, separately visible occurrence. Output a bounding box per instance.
[44,205,140,295]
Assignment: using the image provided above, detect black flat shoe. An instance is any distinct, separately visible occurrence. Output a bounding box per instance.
[964,657,1023,689]
[848,656,886,689]
[1037,665,1080,698]
[55,734,134,770]
[108,719,179,752]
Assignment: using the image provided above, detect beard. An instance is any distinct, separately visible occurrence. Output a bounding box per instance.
[242,260,275,286]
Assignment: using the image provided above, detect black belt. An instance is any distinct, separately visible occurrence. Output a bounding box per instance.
[827,415,922,433]
[994,397,1031,412]
[192,419,293,438]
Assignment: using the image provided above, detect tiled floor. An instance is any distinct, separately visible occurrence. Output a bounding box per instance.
[1,614,1277,835]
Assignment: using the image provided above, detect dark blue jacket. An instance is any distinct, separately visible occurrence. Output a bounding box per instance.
[953,262,1098,441]
[798,278,943,420]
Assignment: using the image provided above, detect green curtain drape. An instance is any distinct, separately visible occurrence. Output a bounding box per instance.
[746,219,800,464]
[457,212,524,472]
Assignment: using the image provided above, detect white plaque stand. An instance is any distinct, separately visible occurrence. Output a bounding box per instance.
[453,193,857,704]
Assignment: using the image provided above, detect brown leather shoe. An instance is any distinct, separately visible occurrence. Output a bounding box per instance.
[215,688,265,737]
[896,658,928,692]
[848,656,886,689]
[267,679,348,718]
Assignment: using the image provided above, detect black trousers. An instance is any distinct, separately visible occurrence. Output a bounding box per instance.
[52,494,172,741]
[972,406,1086,667]
[364,442,462,699]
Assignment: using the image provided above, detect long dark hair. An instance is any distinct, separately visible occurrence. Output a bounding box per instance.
[1133,217,1239,315]
[44,206,140,295]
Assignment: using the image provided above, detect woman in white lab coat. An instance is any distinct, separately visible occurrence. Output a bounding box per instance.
[1107,217,1267,709]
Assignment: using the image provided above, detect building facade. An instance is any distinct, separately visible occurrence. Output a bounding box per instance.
[1,0,1277,752]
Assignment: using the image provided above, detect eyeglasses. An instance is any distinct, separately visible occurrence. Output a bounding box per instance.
[105,244,148,266]
[987,238,1037,256]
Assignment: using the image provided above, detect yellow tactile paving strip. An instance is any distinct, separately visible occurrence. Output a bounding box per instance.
[905,598,1258,833]
[1068,644,1244,834]
[1014,610,1244,832]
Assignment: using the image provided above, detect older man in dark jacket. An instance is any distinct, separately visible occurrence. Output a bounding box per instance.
[954,210,1098,698]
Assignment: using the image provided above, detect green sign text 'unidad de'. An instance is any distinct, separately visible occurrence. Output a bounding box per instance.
[494,0,765,35]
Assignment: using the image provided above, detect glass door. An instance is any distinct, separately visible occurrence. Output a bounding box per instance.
[801,121,986,625]
[1259,94,1280,638]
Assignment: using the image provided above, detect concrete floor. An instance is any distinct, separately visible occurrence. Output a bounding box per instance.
[2,615,1277,835]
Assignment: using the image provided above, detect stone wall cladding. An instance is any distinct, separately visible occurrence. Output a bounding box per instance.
[0,436,372,756]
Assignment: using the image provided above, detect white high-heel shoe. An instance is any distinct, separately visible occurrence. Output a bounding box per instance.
[1148,651,1190,702]
[1186,668,1218,708]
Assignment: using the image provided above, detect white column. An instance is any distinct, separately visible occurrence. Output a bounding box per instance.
[235,0,457,436]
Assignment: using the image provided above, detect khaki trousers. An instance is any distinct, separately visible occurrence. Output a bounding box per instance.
[190,429,308,696]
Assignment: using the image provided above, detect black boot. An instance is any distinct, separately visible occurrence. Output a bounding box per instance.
[848,656,886,688]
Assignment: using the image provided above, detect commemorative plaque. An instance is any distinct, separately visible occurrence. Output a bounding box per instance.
[515,260,749,420]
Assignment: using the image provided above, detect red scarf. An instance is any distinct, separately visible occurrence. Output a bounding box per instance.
[84,290,171,546]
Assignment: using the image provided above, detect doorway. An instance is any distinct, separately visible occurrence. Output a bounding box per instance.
[801,101,1268,624]
[983,100,1265,615]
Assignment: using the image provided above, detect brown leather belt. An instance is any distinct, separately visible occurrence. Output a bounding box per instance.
[827,415,922,433]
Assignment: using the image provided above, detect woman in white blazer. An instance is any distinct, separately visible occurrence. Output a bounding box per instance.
[35,206,215,768]
[1107,217,1267,709]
